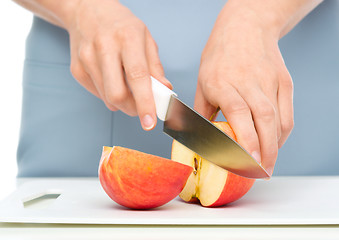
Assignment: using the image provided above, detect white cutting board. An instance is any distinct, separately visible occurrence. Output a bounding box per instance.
[0,176,338,225]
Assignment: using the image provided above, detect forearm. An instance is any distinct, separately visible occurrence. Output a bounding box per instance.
[219,0,323,39]
[12,0,79,29]
[273,0,323,37]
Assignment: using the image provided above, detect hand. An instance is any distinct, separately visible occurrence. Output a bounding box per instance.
[194,4,294,175]
[65,0,172,130]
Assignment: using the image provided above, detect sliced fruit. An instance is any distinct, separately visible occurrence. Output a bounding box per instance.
[171,121,255,207]
[99,146,193,209]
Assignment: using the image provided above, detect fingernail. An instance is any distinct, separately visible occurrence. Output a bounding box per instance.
[251,151,261,164]
[164,78,173,89]
[142,114,155,130]
[264,176,271,181]
[266,167,274,176]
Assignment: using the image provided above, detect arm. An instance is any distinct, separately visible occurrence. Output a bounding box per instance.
[12,0,172,130]
[195,0,322,175]
[12,0,76,28]
[217,0,323,38]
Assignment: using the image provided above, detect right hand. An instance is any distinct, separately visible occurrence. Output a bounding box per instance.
[64,0,172,130]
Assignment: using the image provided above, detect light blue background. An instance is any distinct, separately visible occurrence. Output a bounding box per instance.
[17,0,339,177]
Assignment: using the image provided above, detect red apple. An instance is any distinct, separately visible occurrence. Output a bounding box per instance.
[99,146,193,209]
[171,122,255,207]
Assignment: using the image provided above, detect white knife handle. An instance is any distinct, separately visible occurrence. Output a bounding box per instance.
[151,76,177,121]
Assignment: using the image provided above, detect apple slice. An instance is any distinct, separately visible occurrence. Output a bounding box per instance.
[99,146,193,209]
[171,121,255,207]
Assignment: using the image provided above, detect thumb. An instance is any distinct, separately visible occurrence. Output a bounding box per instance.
[194,84,218,120]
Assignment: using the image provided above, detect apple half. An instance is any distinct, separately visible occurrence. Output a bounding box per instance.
[171,122,255,207]
[99,146,193,209]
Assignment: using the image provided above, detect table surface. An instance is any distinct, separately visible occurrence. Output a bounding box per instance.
[1,177,339,240]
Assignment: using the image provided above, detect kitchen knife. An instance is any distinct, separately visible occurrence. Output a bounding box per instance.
[151,77,270,179]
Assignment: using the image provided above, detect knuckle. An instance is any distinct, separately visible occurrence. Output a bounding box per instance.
[281,77,294,91]
[197,68,211,86]
[106,91,127,106]
[118,21,145,40]
[152,61,164,73]
[263,147,278,161]
[281,118,294,133]
[70,62,85,81]
[93,34,110,53]
[105,102,118,112]
[241,132,258,149]
[256,103,276,120]
[78,44,94,64]
[151,39,159,52]
[126,67,149,82]
[227,101,249,115]
[133,19,146,29]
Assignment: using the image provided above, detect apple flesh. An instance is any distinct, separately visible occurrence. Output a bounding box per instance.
[171,122,255,207]
[99,146,193,209]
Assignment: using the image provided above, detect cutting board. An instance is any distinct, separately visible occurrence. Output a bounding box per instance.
[0,177,338,225]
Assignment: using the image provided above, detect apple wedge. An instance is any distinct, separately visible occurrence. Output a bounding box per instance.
[171,121,255,207]
[99,146,193,209]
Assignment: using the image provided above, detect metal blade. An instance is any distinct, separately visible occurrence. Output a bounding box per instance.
[164,95,270,179]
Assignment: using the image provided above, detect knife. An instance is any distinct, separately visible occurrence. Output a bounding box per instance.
[151,77,270,179]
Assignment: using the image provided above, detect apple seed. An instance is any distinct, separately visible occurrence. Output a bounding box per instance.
[193,157,199,175]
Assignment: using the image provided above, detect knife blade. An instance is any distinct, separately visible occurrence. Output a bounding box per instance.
[151,77,270,179]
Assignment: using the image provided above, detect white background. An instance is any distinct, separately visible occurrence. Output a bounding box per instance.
[0,1,32,198]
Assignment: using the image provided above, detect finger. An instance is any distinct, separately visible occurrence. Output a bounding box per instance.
[145,31,173,90]
[79,42,123,112]
[275,102,282,143]
[278,73,294,148]
[78,43,106,101]
[70,40,102,100]
[266,90,282,143]
[260,74,282,142]
[99,51,137,116]
[243,87,278,175]
[194,83,218,120]
[122,33,157,131]
[70,59,102,100]
[215,84,261,164]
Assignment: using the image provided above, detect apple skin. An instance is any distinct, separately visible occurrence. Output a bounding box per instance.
[99,146,193,209]
[208,170,255,207]
[171,121,255,207]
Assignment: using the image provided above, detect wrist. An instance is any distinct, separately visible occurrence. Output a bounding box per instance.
[60,0,122,31]
[218,0,286,40]
[53,0,81,29]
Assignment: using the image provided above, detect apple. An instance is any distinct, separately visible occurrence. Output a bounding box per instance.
[171,121,255,207]
[99,146,193,209]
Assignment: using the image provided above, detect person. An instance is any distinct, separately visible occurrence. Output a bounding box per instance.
[13,0,339,177]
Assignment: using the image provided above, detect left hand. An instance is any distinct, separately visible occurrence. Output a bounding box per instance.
[194,4,294,175]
